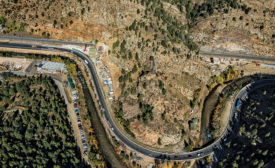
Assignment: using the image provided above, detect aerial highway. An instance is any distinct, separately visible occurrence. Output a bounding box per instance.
[1,35,274,62]
[200,51,275,62]
[0,35,94,46]
[0,40,274,161]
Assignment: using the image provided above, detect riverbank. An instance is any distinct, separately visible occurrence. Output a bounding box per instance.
[199,84,225,145]
[77,69,126,168]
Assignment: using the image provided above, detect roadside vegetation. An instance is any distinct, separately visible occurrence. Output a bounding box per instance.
[114,101,135,138]
[0,74,82,167]
[76,68,125,168]
[0,15,26,33]
[208,73,258,140]
[218,85,275,168]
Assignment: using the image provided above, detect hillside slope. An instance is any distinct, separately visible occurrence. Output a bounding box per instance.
[0,0,273,151]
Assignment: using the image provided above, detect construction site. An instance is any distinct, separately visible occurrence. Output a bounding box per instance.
[0,57,31,72]
[202,56,275,76]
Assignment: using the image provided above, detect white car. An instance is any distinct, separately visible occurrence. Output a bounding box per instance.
[84,60,88,64]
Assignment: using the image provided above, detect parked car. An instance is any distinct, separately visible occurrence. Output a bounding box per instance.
[73,104,77,108]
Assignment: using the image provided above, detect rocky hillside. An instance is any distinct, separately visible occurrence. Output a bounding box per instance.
[0,0,273,150]
[191,0,274,57]
[0,0,140,41]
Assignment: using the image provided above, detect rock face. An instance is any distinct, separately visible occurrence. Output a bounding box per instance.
[193,0,274,57]
[130,119,181,147]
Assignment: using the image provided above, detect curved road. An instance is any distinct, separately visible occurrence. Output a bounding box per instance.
[0,41,274,161]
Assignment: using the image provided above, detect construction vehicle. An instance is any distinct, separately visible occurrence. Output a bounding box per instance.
[31,45,37,48]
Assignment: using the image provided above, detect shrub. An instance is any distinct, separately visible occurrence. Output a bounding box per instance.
[158,138,161,145]
[112,40,119,49]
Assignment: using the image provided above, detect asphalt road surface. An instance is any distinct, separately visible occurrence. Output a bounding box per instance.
[0,40,274,161]
[199,52,275,62]
[0,35,94,46]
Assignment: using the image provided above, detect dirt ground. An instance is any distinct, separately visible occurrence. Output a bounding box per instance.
[0,56,33,71]
[218,98,233,135]
[244,63,275,75]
